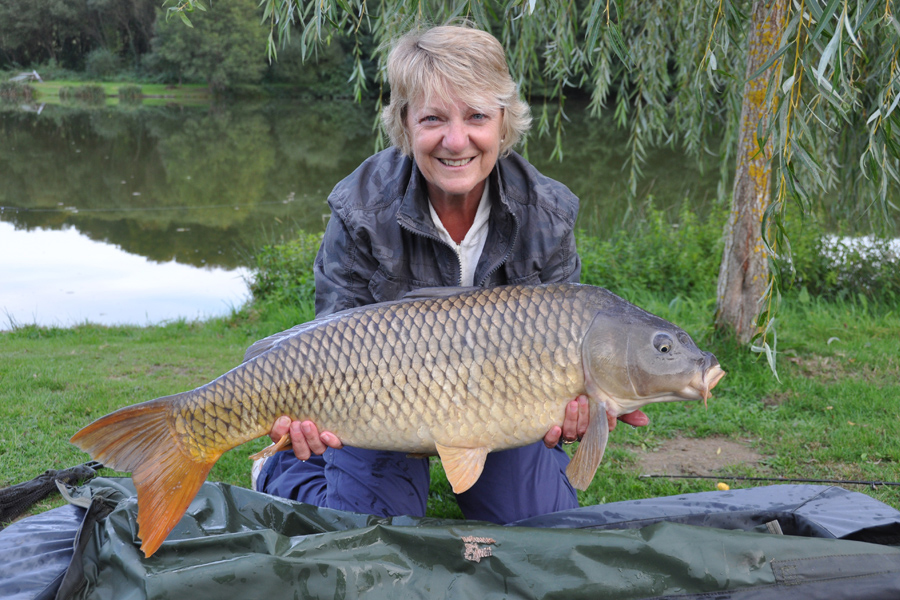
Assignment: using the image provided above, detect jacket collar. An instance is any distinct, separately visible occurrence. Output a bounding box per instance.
[396,158,518,239]
[397,157,520,286]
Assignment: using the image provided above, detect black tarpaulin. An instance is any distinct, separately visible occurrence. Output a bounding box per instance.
[1,478,899,600]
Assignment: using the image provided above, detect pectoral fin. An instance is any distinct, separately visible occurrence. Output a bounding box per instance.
[435,443,489,494]
[565,399,609,490]
[248,433,291,461]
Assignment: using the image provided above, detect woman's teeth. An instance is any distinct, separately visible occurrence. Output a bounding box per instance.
[439,157,473,167]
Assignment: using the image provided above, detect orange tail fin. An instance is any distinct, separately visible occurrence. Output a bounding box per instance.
[70,394,220,558]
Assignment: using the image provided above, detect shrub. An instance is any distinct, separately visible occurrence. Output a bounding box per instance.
[247,202,727,313]
[118,84,143,104]
[85,48,122,79]
[26,61,80,81]
[59,84,107,105]
[578,200,726,300]
[250,232,323,308]
[777,225,900,304]
[0,81,34,102]
[246,203,898,315]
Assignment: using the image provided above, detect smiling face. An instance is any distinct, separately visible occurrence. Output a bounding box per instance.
[406,95,503,208]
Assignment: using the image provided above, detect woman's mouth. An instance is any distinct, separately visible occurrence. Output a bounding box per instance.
[438,157,474,167]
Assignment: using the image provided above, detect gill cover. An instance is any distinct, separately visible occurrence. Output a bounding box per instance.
[581,308,712,407]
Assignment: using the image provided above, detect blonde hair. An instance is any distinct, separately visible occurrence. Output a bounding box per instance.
[381,24,532,157]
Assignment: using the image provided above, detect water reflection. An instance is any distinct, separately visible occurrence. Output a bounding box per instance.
[0,101,377,268]
[0,222,249,329]
[0,99,722,266]
[1,98,723,328]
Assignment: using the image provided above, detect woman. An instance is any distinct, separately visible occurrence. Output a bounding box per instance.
[255,24,647,523]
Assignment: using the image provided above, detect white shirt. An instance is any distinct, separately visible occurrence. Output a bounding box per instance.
[428,186,492,286]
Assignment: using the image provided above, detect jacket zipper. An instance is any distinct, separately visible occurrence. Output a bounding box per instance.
[398,218,465,286]
[398,190,519,288]
[477,214,518,287]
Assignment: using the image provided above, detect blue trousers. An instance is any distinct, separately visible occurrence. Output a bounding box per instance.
[257,441,578,524]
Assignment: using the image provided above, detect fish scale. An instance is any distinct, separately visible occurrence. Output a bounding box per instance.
[70,283,724,557]
[205,285,582,452]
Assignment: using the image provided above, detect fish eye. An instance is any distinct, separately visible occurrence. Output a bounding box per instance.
[653,333,674,354]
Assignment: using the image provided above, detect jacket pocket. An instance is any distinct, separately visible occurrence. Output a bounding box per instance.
[369,268,442,303]
[506,271,542,286]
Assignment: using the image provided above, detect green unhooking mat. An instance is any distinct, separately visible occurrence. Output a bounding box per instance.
[4,478,900,599]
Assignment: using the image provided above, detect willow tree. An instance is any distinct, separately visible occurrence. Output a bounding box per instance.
[173,0,899,364]
[717,2,786,346]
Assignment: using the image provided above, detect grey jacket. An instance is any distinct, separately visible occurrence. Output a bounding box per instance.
[314,147,581,315]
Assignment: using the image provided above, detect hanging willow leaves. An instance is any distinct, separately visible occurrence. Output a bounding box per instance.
[164,0,899,375]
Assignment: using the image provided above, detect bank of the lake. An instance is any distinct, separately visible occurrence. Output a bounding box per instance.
[10,79,339,107]
[2,287,898,522]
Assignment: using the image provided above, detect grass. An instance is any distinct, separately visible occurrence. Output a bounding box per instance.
[0,317,269,518]
[2,289,898,524]
[572,292,900,510]
[28,80,210,106]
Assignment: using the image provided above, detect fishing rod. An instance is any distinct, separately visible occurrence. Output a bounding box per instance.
[640,474,900,490]
[0,461,104,525]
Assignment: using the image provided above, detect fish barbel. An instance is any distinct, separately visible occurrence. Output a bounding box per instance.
[71,283,724,557]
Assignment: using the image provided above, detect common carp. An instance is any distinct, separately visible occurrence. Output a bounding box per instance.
[71,283,724,557]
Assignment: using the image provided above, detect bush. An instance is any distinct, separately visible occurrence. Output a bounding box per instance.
[147,0,268,90]
[777,224,900,304]
[247,202,727,313]
[250,232,323,308]
[117,84,143,104]
[85,48,122,79]
[578,200,726,300]
[26,61,81,81]
[59,84,107,104]
[0,81,34,102]
[247,203,899,316]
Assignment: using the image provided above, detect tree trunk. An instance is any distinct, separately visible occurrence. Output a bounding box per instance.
[715,0,786,343]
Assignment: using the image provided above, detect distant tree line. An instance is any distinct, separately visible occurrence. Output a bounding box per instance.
[0,0,362,92]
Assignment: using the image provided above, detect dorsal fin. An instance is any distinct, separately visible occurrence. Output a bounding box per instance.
[401,286,481,300]
[243,287,483,363]
[243,321,320,363]
[242,301,398,363]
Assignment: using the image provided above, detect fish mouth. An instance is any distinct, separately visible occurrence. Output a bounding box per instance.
[611,363,726,414]
[684,363,726,408]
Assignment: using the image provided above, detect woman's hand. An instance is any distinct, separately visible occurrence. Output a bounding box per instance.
[269,416,343,460]
[543,396,649,448]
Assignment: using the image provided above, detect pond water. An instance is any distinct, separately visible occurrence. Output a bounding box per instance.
[1,98,725,329]
[3,97,890,329]
[0,221,249,328]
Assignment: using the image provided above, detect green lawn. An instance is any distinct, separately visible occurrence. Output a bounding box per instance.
[29,80,210,105]
[1,293,898,523]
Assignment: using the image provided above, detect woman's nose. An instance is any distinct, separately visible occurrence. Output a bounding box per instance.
[442,119,468,153]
